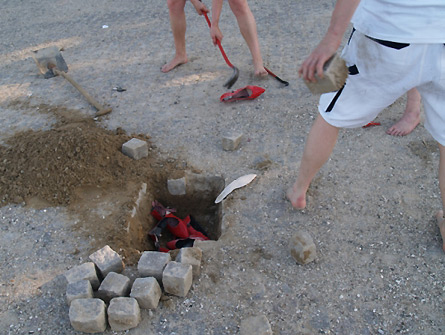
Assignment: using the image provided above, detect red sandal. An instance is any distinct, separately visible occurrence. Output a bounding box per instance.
[220,85,265,102]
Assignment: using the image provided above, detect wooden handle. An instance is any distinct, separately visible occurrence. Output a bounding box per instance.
[54,69,112,116]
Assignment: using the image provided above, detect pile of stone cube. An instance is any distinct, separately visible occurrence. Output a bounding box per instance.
[65,245,202,333]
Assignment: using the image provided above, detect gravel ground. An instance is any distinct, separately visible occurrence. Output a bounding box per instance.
[1,1,444,334]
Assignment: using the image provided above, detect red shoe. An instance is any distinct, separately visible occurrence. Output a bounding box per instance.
[220,85,265,102]
[163,214,189,239]
[184,215,209,240]
[167,237,207,250]
[150,200,176,221]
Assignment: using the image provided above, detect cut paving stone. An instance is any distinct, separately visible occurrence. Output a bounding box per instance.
[176,247,202,277]
[97,272,131,303]
[89,245,124,277]
[162,261,193,297]
[122,138,148,160]
[290,230,317,265]
[69,298,107,333]
[240,315,273,335]
[108,297,141,331]
[130,277,162,309]
[66,280,93,306]
[138,251,171,281]
[167,177,186,195]
[64,262,100,290]
[222,133,243,151]
[304,53,348,94]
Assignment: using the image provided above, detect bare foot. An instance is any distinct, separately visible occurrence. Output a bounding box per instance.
[161,55,188,73]
[254,66,268,77]
[286,185,306,209]
[436,210,445,252]
[386,107,420,136]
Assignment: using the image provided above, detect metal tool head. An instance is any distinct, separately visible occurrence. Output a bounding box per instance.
[223,66,239,89]
[32,46,68,79]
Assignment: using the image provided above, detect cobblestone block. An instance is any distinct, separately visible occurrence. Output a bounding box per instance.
[176,247,202,277]
[167,177,187,195]
[122,138,148,160]
[69,298,107,333]
[97,272,131,302]
[290,230,317,265]
[130,277,162,309]
[89,245,124,277]
[64,262,100,290]
[138,251,171,281]
[66,280,93,306]
[162,261,192,297]
[222,133,243,151]
[240,315,273,335]
[108,297,141,331]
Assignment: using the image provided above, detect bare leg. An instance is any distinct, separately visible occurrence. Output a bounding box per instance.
[386,87,421,136]
[437,144,445,252]
[162,0,188,73]
[287,115,339,209]
[228,0,267,76]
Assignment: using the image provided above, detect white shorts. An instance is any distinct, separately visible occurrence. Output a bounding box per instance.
[319,30,445,145]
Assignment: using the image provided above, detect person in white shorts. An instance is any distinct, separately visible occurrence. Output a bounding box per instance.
[286,0,445,251]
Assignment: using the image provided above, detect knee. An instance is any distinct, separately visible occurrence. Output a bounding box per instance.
[228,0,250,17]
[167,0,185,13]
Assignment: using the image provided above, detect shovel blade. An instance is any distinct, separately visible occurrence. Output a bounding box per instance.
[32,46,68,78]
[223,66,239,89]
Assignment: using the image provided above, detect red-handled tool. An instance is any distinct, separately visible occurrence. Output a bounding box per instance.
[203,12,239,89]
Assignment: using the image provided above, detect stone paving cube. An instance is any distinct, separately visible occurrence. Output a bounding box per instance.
[130,277,162,309]
[69,298,107,333]
[162,261,192,297]
[222,133,243,151]
[64,262,100,290]
[290,230,317,265]
[304,53,348,94]
[167,177,186,195]
[122,138,148,160]
[240,315,273,335]
[97,272,131,302]
[89,245,124,277]
[138,251,171,281]
[176,247,202,277]
[66,280,93,306]
[108,297,141,331]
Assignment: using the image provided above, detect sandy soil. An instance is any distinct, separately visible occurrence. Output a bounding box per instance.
[0,0,444,334]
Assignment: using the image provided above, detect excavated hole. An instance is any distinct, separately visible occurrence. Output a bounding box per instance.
[127,173,225,255]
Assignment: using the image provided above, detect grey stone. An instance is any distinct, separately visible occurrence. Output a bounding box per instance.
[66,280,93,306]
[69,298,107,333]
[108,297,141,331]
[130,277,162,309]
[290,230,317,265]
[89,245,124,277]
[122,138,148,160]
[138,251,171,281]
[97,272,131,302]
[240,315,273,335]
[162,261,193,297]
[64,262,100,290]
[222,133,243,151]
[167,177,187,195]
[304,53,348,94]
[176,247,202,277]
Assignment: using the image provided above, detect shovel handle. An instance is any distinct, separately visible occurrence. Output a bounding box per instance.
[54,69,112,116]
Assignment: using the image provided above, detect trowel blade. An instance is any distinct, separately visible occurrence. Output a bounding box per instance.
[215,174,257,203]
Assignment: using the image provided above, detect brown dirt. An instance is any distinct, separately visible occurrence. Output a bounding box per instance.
[0,101,188,263]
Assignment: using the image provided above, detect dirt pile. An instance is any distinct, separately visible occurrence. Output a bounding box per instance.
[0,105,163,207]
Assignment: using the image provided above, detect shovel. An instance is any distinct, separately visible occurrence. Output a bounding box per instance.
[32,46,112,117]
[202,12,239,89]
